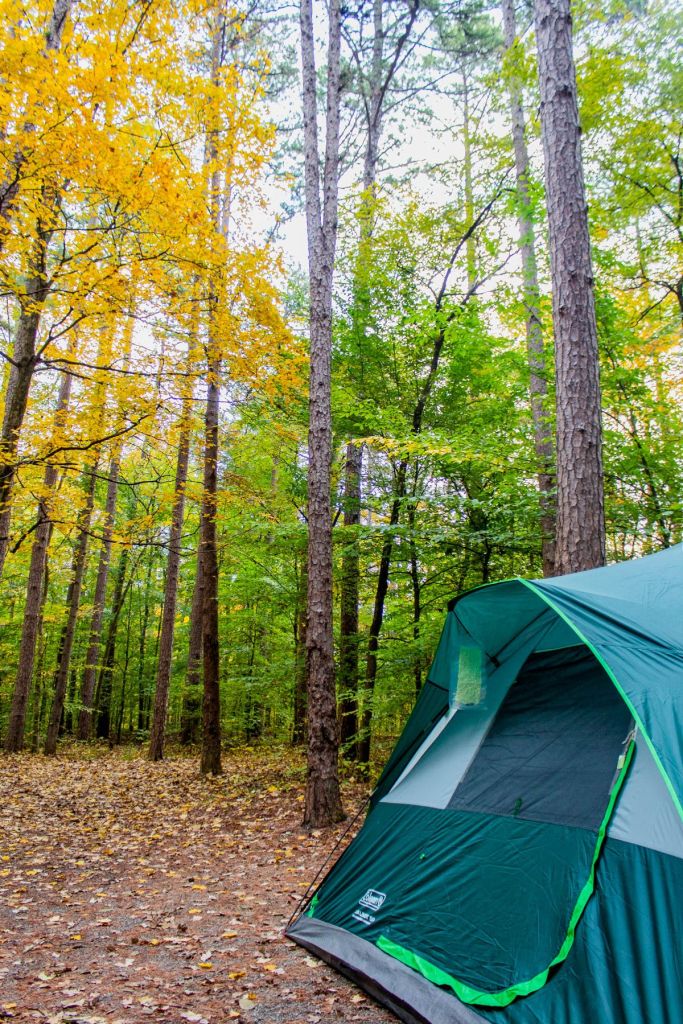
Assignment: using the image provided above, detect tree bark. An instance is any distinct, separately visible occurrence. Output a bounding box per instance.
[180,550,204,745]
[76,454,121,739]
[407,467,422,696]
[95,547,130,741]
[292,546,308,745]
[4,366,72,752]
[44,462,99,754]
[0,224,52,581]
[502,0,556,576]
[198,16,226,779]
[338,443,362,752]
[114,588,134,744]
[300,0,344,826]
[356,468,405,765]
[136,551,154,732]
[534,0,605,573]
[149,387,192,760]
[199,358,222,776]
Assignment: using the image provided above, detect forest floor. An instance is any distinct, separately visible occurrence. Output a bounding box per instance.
[0,747,395,1024]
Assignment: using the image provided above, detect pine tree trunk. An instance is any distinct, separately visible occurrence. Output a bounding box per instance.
[338,442,362,752]
[197,17,226,779]
[77,455,120,740]
[407,471,422,696]
[95,547,130,740]
[114,590,133,745]
[180,551,204,745]
[292,547,308,745]
[534,0,605,573]
[502,0,556,576]
[199,360,222,776]
[29,565,51,752]
[149,391,192,761]
[300,0,344,826]
[136,552,154,732]
[44,462,98,754]
[356,469,405,766]
[0,258,50,581]
[4,367,72,752]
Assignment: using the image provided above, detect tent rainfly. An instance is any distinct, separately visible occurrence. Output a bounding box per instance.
[286,545,683,1024]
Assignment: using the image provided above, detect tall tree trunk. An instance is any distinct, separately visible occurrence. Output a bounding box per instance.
[44,462,99,754]
[292,546,308,745]
[407,467,422,696]
[502,0,556,576]
[199,358,222,776]
[0,224,52,581]
[4,366,72,752]
[300,0,344,826]
[76,454,121,739]
[534,0,605,573]
[149,387,193,761]
[136,549,154,732]
[29,567,51,752]
[95,547,130,740]
[198,18,226,779]
[338,442,362,752]
[115,588,134,745]
[356,466,405,765]
[180,551,204,745]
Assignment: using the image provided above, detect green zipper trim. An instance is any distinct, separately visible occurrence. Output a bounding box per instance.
[306,893,320,918]
[520,579,683,823]
[377,739,635,1008]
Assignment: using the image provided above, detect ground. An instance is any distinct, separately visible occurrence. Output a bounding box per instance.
[0,748,395,1024]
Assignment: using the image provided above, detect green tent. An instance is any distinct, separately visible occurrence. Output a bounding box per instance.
[287,545,683,1024]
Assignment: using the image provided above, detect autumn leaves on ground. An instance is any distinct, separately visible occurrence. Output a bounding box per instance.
[0,749,391,1024]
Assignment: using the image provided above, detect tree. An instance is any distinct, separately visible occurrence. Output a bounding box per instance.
[4,365,72,751]
[300,0,344,825]
[534,0,605,572]
[337,0,421,758]
[149,338,195,761]
[501,0,555,576]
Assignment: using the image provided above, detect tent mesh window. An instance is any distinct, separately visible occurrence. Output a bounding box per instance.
[447,646,633,828]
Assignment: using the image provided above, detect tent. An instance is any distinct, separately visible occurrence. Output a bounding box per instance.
[286,545,683,1024]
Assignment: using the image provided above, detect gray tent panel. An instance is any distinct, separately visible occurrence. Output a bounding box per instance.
[608,739,683,858]
[288,915,485,1024]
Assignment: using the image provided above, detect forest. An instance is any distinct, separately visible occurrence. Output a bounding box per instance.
[0,0,681,809]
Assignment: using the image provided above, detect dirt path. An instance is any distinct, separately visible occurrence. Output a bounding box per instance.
[0,749,395,1024]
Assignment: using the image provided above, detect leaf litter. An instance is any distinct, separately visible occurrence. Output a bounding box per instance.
[0,748,395,1024]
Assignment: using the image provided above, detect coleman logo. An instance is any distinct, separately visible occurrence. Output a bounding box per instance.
[359,889,386,911]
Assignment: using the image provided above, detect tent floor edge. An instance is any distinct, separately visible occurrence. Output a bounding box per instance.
[285,916,486,1024]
